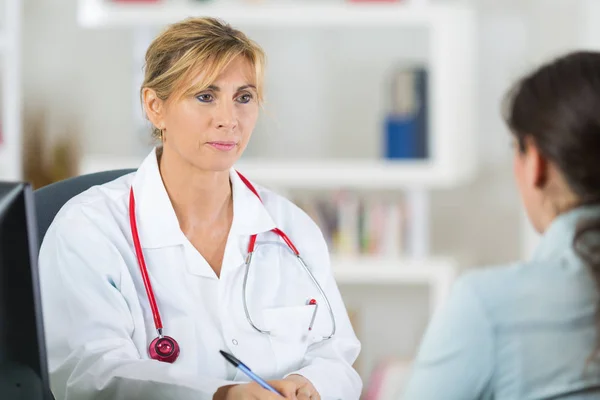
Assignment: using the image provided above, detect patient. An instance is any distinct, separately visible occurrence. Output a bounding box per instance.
[403,51,600,399]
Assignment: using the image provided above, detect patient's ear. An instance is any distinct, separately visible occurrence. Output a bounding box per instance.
[523,137,548,190]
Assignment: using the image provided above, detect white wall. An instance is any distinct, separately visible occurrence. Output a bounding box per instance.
[431,2,529,269]
[22,0,524,266]
[22,0,600,382]
[432,0,600,267]
[22,0,136,156]
[496,0,600,260]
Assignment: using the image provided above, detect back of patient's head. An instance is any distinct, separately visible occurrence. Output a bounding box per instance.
[505,51,600,210]
[504,50,600,355]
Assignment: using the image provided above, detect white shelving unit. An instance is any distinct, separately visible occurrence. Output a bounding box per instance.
[332,256,456,315]
[78,0,477,190]
[80,0,462,29]
[76,0,474,385]
[0,0,22,182]
[81,155,461,189]
[76,0,474,309]
[77,0,476,257]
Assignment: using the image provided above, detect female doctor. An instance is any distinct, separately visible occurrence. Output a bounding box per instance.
[38,17,362,400]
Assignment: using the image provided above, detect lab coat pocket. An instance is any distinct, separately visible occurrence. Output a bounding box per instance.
[262,305,315,374]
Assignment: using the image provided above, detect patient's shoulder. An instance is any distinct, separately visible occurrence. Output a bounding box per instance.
[455,258,593,327]
[450,262,533,324]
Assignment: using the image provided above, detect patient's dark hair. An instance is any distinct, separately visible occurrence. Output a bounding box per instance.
[504,51,600,356]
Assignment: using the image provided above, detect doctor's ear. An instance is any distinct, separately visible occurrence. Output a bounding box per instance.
[142,88,166,129]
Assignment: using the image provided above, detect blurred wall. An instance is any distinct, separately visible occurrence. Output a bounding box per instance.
[432,0,593,268]
[24,0,578,267]
[23,0,135,156]
[21,0,598,377]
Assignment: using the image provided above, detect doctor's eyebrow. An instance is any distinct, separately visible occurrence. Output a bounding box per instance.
[205,84,257,92]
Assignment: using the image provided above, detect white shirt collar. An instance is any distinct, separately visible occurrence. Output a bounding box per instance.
[130,148,276,249]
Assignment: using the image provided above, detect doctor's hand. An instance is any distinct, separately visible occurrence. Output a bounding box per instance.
[284,375,321,400]
[214,380,298,400]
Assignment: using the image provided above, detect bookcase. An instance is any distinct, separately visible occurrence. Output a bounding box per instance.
[76,0,476,390]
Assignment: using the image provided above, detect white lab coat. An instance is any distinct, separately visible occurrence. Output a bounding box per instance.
[38,148,362,400]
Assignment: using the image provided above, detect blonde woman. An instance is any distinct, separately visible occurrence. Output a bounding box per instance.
[39,18,361,400]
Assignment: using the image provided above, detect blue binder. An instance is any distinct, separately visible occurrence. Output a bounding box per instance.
[384,67,428,159]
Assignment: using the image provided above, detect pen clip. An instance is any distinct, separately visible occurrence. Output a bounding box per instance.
[307,298,318,331]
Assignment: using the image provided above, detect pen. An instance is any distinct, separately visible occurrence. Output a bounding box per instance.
[219,350,283,395]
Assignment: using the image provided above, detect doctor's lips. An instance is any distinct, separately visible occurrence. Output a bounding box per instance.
[206,141,237,151]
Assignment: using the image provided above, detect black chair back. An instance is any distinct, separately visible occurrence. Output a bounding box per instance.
[33,169,135,247]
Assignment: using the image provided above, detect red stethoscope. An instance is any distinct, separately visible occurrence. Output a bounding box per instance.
[129,171,336,363]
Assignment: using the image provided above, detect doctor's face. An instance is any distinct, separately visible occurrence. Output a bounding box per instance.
[158,57,259,172]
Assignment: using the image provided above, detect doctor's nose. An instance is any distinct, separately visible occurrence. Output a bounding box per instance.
[214,102,237,131]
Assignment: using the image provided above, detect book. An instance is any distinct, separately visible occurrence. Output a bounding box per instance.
[293,192,406,258]
[383,67,429,159]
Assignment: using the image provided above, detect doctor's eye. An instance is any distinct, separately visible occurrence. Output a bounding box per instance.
[196,93,214,103]
[236,93,254,104]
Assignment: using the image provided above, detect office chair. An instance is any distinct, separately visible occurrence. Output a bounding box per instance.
[29,169,134,400]
[34,169,136,247]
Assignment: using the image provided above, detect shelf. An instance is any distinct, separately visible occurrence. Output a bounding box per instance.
[236,159,461,189]
[79,154,468,189]
[332,256,455,284]
[78,0,469,29]
[332,256,457,314]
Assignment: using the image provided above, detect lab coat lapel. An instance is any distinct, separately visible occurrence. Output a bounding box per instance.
[130,149,215,279]
[128,150,200,321]
[222,170,278,276]
[229,169,276,237]
[130,148,185,249]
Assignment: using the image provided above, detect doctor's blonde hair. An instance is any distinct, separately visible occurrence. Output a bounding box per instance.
[141,17,266,140]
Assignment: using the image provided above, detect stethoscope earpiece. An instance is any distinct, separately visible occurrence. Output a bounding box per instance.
[149,335,180,363]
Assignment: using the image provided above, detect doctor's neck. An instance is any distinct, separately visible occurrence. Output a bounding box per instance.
[157,147,232,227]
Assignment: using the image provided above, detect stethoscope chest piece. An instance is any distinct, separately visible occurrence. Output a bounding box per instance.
[149,335,180,363]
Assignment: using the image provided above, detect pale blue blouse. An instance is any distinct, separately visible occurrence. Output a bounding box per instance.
[403,206,600,399]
